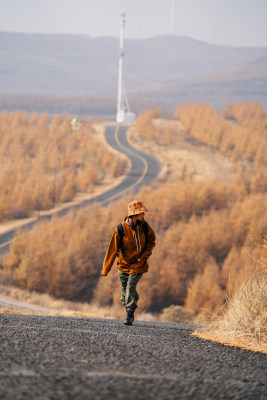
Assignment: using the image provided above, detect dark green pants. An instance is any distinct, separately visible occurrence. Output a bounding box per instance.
[118,270,143,311]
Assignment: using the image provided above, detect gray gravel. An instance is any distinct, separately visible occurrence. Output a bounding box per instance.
[0,314,266,400]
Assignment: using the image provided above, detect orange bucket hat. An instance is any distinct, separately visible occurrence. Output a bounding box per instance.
[128,200,148,216]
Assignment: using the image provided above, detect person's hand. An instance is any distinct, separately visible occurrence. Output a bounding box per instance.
[101,273,107,276]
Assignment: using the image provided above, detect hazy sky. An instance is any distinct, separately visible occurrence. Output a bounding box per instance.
[1,0,267,47]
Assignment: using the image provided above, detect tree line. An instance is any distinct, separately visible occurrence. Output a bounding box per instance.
[136,102,267,165]
[0,111,124,221]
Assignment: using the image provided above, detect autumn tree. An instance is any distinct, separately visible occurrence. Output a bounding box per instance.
[0,112,125,221]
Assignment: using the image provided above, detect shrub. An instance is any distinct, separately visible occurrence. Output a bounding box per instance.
[194,234,267,352]
[159,305,196,324]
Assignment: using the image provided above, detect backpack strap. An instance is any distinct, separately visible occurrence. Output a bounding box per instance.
[139,221,148,257]
[142,221,148,243]
[117,223,125,257]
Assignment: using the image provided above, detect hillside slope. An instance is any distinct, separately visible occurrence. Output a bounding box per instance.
[1,32,267,98]
[132,56,267,110]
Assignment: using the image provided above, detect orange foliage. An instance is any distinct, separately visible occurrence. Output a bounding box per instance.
[3,176,267,315]
[3,206,106,300]
[223,102,267,138]
[136,108,161,141]
[174,102,267,167]
[0,112,124,221]
[185,260,224,315]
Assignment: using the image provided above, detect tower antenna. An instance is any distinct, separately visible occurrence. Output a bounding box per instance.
[116,9,135,123]
[170,0,176,35]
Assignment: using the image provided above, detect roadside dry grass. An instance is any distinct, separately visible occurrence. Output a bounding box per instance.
[0,305,118,320]
[0,284,156,321]
[193,235,267,354]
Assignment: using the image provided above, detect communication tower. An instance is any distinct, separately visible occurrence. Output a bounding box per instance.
[116,10,135,123]
[170,0,176,35]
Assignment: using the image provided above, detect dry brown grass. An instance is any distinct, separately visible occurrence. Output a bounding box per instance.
[0,284,120,319]
[0,284,156,321]
[193,256,267,354]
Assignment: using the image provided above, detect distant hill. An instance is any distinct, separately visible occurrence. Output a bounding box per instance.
[1,31,267,112]
[132,56,267,110]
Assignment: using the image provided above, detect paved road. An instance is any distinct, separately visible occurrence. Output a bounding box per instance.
[0,125,160,255]
[0,314,266,400]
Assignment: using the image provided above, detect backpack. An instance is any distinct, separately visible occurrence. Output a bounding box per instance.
[117,221,148,256]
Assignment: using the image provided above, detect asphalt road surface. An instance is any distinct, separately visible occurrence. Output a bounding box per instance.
[0,125,160,256]
[1,314,266,400]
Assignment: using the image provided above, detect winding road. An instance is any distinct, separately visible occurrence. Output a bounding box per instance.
[0,125,160,256]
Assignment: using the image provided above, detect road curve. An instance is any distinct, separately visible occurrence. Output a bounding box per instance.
[0,314,266,400]
[0,125,160,255]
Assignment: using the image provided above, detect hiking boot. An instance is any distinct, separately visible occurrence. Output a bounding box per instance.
[124,309,134,325]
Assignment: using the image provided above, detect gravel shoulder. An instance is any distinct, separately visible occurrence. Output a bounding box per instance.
[1,314,266,400]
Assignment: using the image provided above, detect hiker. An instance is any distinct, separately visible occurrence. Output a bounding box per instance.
[102,200,156,325]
